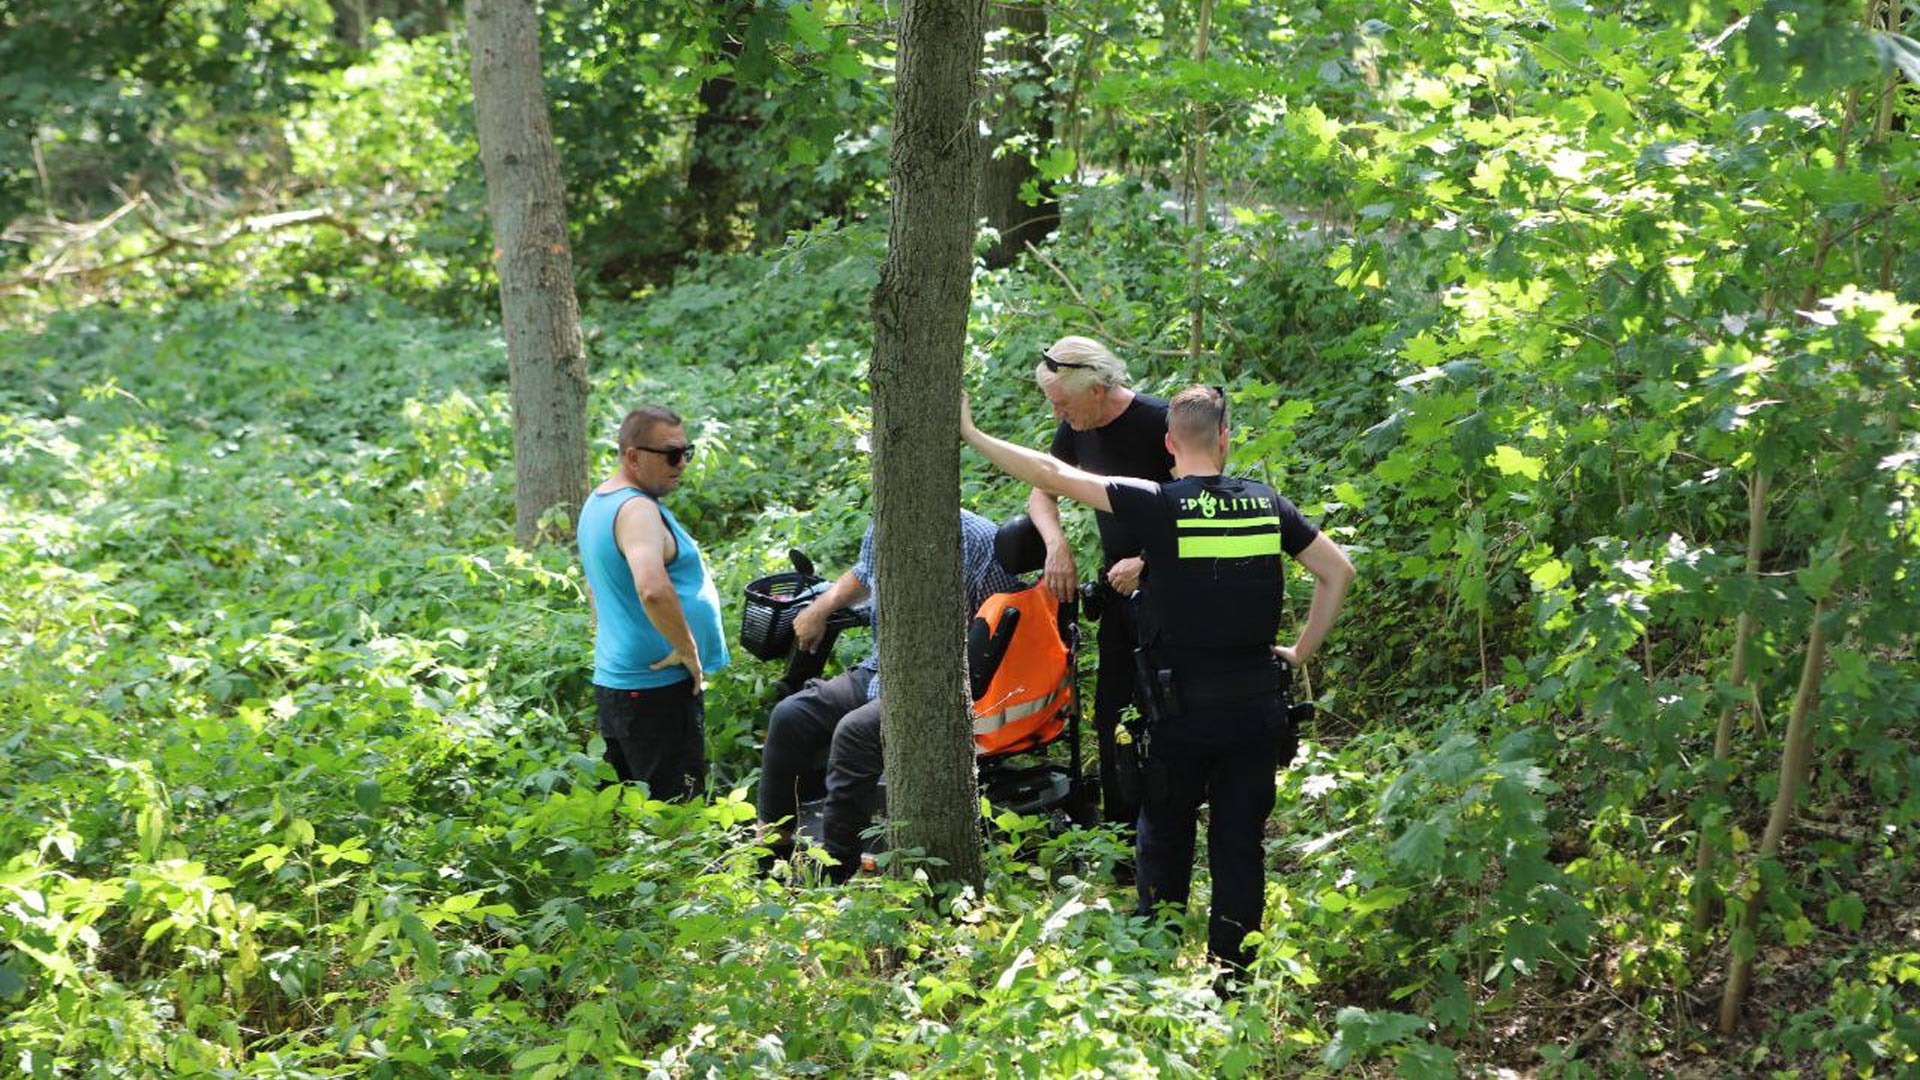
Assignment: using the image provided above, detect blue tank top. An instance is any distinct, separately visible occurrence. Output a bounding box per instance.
[578,487,731,689]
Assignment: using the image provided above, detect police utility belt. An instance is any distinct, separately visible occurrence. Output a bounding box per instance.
[1128,648,1314,744]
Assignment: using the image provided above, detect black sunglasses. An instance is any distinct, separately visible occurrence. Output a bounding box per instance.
[637,442,696,467]
[1041,351,1094,373]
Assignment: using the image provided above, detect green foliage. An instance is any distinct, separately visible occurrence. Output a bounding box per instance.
[4,0,1919,1070]
[0,0,335,230]
[0,288,1345,1075]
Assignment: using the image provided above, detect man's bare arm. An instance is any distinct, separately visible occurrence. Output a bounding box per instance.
[1273,533,1355,668]
[615,497,705,688]
[962,396,1114,513]
[1026,487,1078,597]
[792,568,871,652]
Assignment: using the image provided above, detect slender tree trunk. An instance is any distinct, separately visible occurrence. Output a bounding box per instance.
[1691,469,1769,932]
[976,0,1056,269]
[1719,598,1833,1034]
[1875,0,1902,289]
[332,0,370,48]
[871,0,987,890]
[1184,0,1215,362]
[681,3,754,255]
[466,0,590,548]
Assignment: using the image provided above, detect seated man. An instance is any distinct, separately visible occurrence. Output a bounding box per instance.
[757,509,1024,881]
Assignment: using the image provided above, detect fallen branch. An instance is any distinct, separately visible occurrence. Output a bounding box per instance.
[0,201,375,297]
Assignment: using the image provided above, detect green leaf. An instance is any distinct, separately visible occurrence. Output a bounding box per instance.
[1826,892,1866,932]
[1403,332,1446,367]
[1408,77,1454,109]
[399,913,440,976]
[1398,1039,1460,1080]
[825,49,866,81]
[512,1044,564,1070]
[1871,31,1920,88]
[1781,915,1815,947]
[1350,886,1411,916]
[1290,104,1343,159]
[1323,1007,1428,1068]
[1389,821,1445,874]
[1468,156,1507,197]
[1034,145,1077,182]
[1488,445,1544,481]
[354,779,382,814]
[1528,558,1570,591]
[0,961,26,1000]
[786,3,828,51]
[1796,559,1841,601]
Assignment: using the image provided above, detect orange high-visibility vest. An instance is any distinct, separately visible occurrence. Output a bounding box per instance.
[970,583,1073,756]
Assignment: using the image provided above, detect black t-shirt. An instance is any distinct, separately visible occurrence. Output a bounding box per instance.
[1106,474,1320,745]
[1047,393,1176,565]
[1105,476,1320,565]
[1107,474,1319,665]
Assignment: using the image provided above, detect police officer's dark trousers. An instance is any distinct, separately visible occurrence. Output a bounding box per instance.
[1134,716,1282,974]
[1092,599,1144,829]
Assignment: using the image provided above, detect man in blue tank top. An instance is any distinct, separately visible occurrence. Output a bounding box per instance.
[963,385,1355,985]
[577,405,731,800]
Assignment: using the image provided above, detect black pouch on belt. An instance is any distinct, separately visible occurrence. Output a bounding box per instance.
[1132,647,1180,727]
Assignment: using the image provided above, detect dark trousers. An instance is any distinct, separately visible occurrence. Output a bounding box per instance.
[1093,601,1143,829]
[595,680,705,801]
[757,668,884,868]
[1134,726,1281,973]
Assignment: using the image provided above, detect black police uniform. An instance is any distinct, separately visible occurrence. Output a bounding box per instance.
[1047,395,1175,832]
[1104,472,1320,973]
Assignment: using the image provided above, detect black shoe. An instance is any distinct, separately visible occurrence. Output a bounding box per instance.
[824,849,859,885]
[1211,971,1246,1001]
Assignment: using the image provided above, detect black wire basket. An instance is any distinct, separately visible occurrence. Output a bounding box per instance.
[740,571,828,661]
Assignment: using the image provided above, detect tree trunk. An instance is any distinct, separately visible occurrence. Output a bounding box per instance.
[680,3,755,255]
[1184,0,1215,362]
[1691,469,1769,933]
[1719,597,1833,1034]
[976,0,1055,270]
[871,0,988,890]
[466,0,590,549]
[332,0,370,49]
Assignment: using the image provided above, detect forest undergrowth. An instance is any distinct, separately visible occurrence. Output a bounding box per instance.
[3,202,1915,1076]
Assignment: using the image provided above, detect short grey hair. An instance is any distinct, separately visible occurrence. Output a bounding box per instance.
[1035,335,1128,394]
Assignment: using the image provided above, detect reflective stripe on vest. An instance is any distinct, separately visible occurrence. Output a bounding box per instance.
[969,583,1072,755]
[972,671,1073,737]
[1176,513,1284,558]
[1145,477,1286,650]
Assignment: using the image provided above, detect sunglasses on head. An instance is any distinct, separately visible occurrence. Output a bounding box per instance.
[637,442,696,467]
[1041,351,1094,373]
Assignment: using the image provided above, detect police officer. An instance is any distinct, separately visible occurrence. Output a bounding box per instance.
[961,385,1355,978]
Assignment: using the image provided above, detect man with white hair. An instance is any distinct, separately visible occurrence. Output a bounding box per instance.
[1028,336,1174,854]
